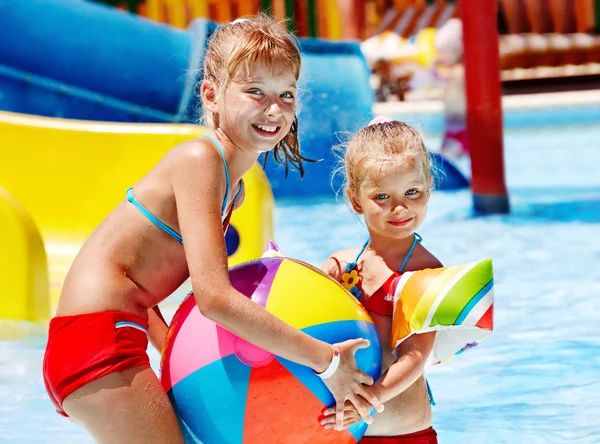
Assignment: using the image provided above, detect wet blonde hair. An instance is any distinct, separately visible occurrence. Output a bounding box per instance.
[337,120,434,208]
[201,14,313,176]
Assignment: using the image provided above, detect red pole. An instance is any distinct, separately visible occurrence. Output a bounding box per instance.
[461,0,510,214]
[336,0,367,39]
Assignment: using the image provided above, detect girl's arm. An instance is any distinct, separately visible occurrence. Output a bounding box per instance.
[369,331,436,404]
[370,253,441,403]
[171,141,383,428]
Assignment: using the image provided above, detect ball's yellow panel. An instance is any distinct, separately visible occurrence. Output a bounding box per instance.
[265,259,372,329]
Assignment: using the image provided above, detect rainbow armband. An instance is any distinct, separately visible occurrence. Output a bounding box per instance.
[391,258,494,365]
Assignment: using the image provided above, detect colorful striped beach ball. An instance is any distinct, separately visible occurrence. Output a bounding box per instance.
[160,254,382,444]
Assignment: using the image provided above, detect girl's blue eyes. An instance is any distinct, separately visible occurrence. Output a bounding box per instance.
[374,190,419,200]
[248,90,294,99]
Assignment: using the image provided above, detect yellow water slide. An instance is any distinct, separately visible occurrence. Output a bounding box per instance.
[0,111,273,321]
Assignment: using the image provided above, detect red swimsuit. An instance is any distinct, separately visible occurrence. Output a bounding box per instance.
[358,272,398,316]
[340,233,422,316]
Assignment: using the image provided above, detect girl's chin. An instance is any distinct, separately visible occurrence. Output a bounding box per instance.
[380,226,418,239]
[254,144,279,154]
[236,137,280,154]
[253,139,283,153]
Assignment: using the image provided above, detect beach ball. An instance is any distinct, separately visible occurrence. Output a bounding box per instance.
[160,245,382,444]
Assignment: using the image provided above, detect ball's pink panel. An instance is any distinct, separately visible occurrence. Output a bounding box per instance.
[233,335,275,367]
[162,260,283,391]
[161,294,236,391]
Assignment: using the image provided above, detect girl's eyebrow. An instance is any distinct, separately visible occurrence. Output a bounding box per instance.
[403,177,425,186]
[244,79,297,89]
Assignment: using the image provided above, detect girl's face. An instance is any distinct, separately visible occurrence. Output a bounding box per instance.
[218,63,297,154]
[352,160,430,240]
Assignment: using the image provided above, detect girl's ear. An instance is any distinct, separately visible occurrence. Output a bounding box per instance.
[347,189,363,214]
[201,81,219,114]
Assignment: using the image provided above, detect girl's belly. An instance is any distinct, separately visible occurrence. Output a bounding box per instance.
[364,376,433,436]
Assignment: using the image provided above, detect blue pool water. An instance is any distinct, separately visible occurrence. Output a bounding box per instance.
[1,106,600,443]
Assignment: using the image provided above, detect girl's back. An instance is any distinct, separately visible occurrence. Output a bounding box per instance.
[57,139,226,318]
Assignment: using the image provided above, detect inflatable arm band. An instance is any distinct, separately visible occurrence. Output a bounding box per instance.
[391,258,494,365]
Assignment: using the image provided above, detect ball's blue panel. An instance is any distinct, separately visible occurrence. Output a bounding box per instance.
[169,353,252,444]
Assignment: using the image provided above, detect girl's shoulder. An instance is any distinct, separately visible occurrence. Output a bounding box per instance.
[164,136,229,182]
[169,136,223,164]
[164,136,230,202]
[408,243,443,272]
[322,248,361,280]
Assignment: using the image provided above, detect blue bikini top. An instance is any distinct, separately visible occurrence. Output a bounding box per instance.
[126,134,243,245]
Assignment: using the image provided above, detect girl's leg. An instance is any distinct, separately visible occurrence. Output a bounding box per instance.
[62,365,184,444]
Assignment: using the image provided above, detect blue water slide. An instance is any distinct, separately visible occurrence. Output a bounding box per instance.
[0,0,210,122]
[0,0,466,195]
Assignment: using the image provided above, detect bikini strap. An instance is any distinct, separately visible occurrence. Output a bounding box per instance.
[203,134,231,215]
[232,180,244,208]
[345,238,370,273]
[221,180,244,230]
[346,232,422,274]
[398,232,422,273]
[426,377,436,406]
[126,187,183,244]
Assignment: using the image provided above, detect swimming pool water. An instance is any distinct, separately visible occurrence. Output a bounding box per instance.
[1,116,600,443]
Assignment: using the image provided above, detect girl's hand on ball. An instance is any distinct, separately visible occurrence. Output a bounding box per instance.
[321,338,384,430]
[321,401,362,430]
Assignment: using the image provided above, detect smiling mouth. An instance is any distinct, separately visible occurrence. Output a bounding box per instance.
[252,124,281,137]
[388,217,413,226]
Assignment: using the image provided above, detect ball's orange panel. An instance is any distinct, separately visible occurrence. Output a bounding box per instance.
[243,359,356,443]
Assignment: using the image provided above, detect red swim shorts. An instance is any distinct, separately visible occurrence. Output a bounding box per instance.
[43,310,150,417]
[360,427,438,444]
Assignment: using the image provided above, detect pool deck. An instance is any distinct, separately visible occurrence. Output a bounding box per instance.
[374,89,600,116]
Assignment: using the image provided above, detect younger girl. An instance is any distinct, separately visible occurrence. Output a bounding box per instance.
[321,117,440,443]
[43,16,382,443]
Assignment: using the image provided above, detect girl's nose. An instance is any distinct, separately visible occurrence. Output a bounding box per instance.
[392,201,408,214]
[266,101,283,117]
